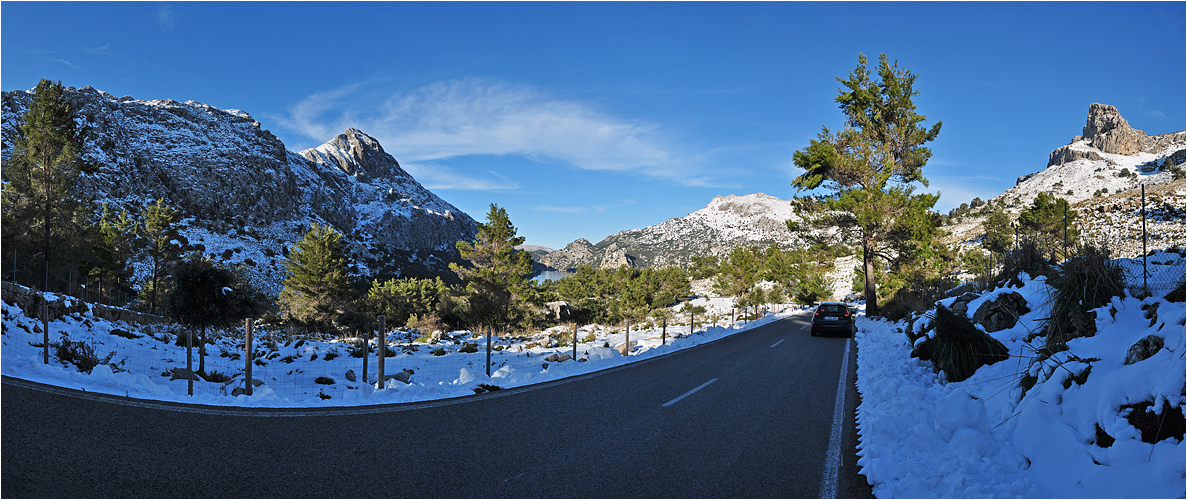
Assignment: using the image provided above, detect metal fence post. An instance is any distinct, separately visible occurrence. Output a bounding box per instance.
[362,329,369,385]
[245,318,253,396]
[377,315,385,388]
[486,326,492,377]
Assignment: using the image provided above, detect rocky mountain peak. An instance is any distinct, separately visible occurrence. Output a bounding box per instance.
[300,128,411,183]
[1080,103,1147,156]
[1047,103,1184,167]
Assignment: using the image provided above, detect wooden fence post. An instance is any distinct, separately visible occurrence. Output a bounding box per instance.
[486,326,493,377]
[377,315,385,388]
[186,328,194,396]
[42,303,49,365]
[362,329,369,384]
[245,318,253,396]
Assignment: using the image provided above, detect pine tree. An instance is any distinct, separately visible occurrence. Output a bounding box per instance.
[139,198,182,315]
[92,203,138,305]
[278,223,354,333]
[981,208,1013,254]
[1,79,89,291]
[1017,192,1079,259]
[451,204,533,333]
[790,53,942,317]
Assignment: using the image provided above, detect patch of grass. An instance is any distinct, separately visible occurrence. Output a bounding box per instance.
[314,376,335,385]
[430,347,446,356]
[323,351,338,361]
[995,240,1052,284]
[1045,245,1124,348]
[458,343,478,353]
[473,383,503,394]
[203,370,231,383]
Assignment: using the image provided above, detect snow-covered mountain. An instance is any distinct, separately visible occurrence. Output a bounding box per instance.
[997,103,1184,208]
[535,193,809,271]
[945,103,1185,257]
[1,86,477,295]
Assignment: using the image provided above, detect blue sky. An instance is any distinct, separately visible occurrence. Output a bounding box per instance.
[3,2,1184,250]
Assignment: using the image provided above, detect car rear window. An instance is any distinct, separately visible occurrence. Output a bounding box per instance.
[819,304,846,314]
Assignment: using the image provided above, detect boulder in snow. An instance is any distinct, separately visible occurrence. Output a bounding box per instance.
[1124,335,1164,365]
[971,292,1031,333]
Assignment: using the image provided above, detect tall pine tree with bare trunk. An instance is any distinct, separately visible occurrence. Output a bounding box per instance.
[789,53,942,317]
[1,79,88,291]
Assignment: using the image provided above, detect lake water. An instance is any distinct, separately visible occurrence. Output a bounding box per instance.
[532,271,572,283]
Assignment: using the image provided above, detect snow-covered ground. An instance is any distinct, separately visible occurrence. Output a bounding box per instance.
[855,251,1185,498]
[0,288,797,408]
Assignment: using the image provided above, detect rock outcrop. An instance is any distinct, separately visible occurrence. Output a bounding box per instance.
[1047,103,1184,167]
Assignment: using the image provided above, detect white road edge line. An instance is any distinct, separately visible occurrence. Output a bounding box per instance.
[818,336,852,499]
[770,339,785,348]
[661,378,718,408]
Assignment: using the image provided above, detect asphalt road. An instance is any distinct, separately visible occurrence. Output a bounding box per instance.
[2,313,873,498]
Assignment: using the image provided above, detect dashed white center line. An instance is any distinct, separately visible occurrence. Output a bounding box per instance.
[770,339,785,348]
[661,378,718,408]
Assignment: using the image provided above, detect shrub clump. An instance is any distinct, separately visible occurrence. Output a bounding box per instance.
[882,277,956,323]
[458,342,479,353]
[314,376,335,385]
[53,336,115,373]
[1044,245,1124,348]
[995,240,1052,284]
[1165,280,1185,303]
[913,305,1009,383]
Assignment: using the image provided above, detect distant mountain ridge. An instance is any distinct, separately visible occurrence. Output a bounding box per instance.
[1,85,477,295]
[534,193,810,271]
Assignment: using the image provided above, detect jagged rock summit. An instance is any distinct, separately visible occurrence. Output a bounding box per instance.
[1001,103,1184,208]
[1,85,477,295]
[1047,103,1184,168]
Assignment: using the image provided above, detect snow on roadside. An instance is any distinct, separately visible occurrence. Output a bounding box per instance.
[855,262,1186,498]
[0,290,799,408]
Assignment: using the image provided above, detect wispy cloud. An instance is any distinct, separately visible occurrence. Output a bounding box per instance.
[274,78,712,189]
[534,205,589,214]
[84,44,114,56]
[157,4,176,32]
[534,199,635,215]
[401,162,519,191]
[52,58,77,68]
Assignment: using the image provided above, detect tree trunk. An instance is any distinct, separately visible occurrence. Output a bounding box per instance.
[863,239,878,318]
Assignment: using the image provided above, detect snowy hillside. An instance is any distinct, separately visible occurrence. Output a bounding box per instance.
[1,86,477,294]
[856,251,1185,498]
[536,193,812,270]
[944,104,1185,257]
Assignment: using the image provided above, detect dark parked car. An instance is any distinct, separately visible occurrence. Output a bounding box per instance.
[810,301,855,337]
